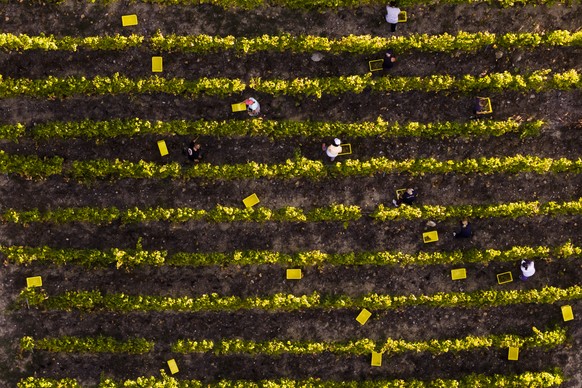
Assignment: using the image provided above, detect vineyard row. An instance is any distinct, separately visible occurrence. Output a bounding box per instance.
[2,30,581,53]
[19,286,582,312]
[0,118,542,141]
[4,241,579,268]
[17,371,566,388]
[4,153,582,180]
[4,199,582,224]
[19,328,566,355]
[13,0,576,9]
[0,69,579,98]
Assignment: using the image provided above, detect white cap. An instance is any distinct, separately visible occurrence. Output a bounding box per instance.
[333,138,341,145]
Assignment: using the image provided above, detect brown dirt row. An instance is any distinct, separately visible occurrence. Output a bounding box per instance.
[5,258,581,298]
[16,348,568,386]
[0,3,580,37]
[1,47,580,79]
[0,172,581,209]
[9,303,579,344]
[4,125,582,163]
[0,216,581,253]
[0,91,580,128]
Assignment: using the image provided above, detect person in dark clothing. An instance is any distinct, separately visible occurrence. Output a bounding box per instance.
[392,188,417,207]
[383,50,397,71]
[187,141,203,163]
[453,219,472,238]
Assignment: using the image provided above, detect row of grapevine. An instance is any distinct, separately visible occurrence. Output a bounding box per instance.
[4,199,582,224]
[2,30,580,53]
[19,328,567,355]
[0,70,580,98]
[0,118,542,141]
[17,370,567,388]
[4,153,582,180]
[4,241,579,267]
[19,286,582,312]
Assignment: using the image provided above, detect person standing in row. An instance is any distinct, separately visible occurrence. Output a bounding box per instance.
[322,138,342,162]
[187,141,203,163]
[245,97,261,117]
[385,1,401,32]
[453,219,472,238]
[520,260,535,281]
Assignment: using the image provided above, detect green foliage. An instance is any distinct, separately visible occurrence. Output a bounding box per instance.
[171,328,566,355]
[17,377,81,388]
[3,199,582,225]
[2,152,581,181]
[20,370,565,388]
[20,335,154,354]
[16,117,542,141]
[20,286,582,312]
[146,30,582,54]
[0,71,579,99]
[4,242,576,268]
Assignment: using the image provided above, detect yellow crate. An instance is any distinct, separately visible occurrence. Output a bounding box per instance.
[243,193,260,208]
[371,351,382,366]
[356,309,372,325]
[286,269,302,280]
[561,305,574,321]
[26,276,42,288]
[398,11,407,22]
[337,144,352,156]
[497,272,513,284]
[157,140,169,156]
[121,14,138,26]
[167,359,179,374]
[476,97,492,114]
[395,188,406,199]
[508,347,519,361]
[368,59,384,72]
[451,268,467,280]
[423,231,438,243]
[231,102,247,112]
[152,57,163,72]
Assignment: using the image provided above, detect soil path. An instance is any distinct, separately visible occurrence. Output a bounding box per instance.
[1,3,581,36]
[0,91,581,127]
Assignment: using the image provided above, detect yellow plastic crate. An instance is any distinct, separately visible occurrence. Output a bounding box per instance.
[451,268,467,280]
[26,276,42,288]
[337,144,352,156]
[231,102,247,112]
[286,269,302,280]
[243,193,260,208]
[356,309,372,325]
[476,97,492,114]
[497,272,513,284]
[371,351,382,366]
[152,57,163,72]
[368,59,384,72]
[423,231,438,243]
[508,347,519,361]
[167,359,179,374]
[561,305,574,321]
[121,15,138,26]
[398,11,407,22]
[157,140,169,156]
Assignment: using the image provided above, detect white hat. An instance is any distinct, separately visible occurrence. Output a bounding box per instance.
[333,138,341,146]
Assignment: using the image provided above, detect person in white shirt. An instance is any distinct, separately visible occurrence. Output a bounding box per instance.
[385,2,401,32]
[245,97,261,117]
[322,138,343,162]
[519,260,536,280]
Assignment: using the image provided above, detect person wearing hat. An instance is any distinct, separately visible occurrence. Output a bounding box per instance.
[392,187,417,207]
[245,97,261,117]
[519,259,535,281]
[322,138,343,162]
